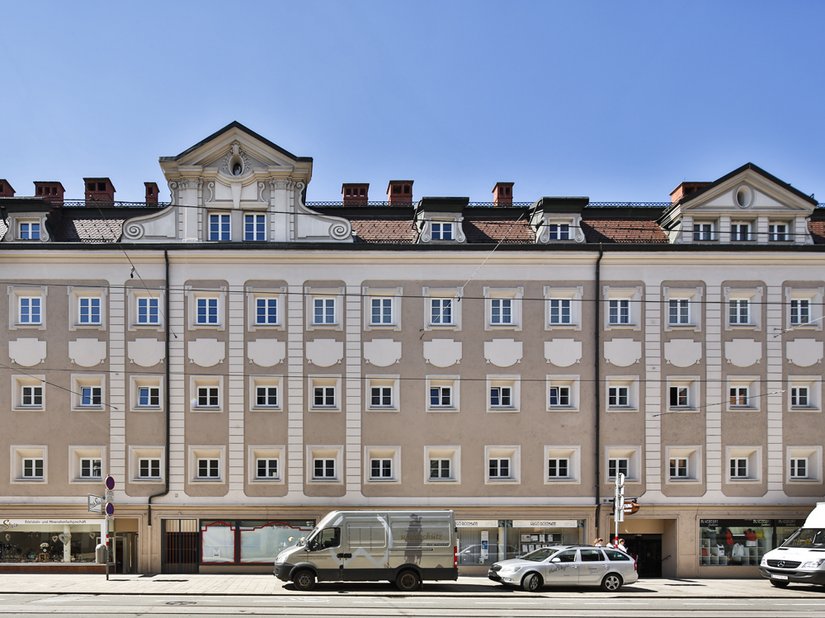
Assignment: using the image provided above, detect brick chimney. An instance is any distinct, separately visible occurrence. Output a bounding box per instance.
[670,181,710,205]
[386,180,413,206]
[33,181,65,206]
[492,182,514,207]
[0,179,14,197]
[144,182,159,205]
[84,177,116,204]
[342,183,369,206]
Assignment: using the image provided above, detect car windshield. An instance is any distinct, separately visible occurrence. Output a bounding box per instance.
[520,547,556,562]
[782,528,825,548]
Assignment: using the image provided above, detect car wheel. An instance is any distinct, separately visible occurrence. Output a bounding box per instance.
[522,572,543,592]
[770,580,789,588]
[601,573,623,592]
[395,568,421,591]
[292,569,316,592]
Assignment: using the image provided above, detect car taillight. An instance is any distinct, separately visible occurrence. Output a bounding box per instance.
[454,546,458,568]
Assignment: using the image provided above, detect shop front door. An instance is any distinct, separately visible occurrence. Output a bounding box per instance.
[625,534,662,578]
[162,519,199,574]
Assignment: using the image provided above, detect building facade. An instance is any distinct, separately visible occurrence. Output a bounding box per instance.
[0,122,822,577]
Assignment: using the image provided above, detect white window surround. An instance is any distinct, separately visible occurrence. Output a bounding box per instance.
[130,376,164,412]
[605,446,641,483]
[366,375,400,412]
[420,216,466,243]
[426,375,460,412]
[128,446,165,483]
[484,445,520,484]
[787,446,822,483]
[128,289,164,330]
[308,375,341,411]
[306,445,343,484]
[8,285,48,331]
[544,286,583,330]
[543,446,581,484]
[484,287,523,331]
[12,216,46,241]
[305,287,344,331]
[546,375,580,411]
[188,446,226,483]
[768,221,791,242]
[68,446,105,484]
[424,446,461,484]
[67,286,107,331]
[190,376,223,412]
[784,287,824,331]
[662,286,703,332]
[692,221,716,242]
[723,286,763,330]
[726,446,761,483]
[249,376,282,411]
[726,378,760,412]
[363,287,402,331]
[422,286,463,331]
[207,211,232,241]
[10,445,47,484]
[606,377,639,412]
[788,377,821,412]
[71,374,105,412]
[188,287,226,330]
[665,446,702,483]
[730,221,752,242]
[248,446,284,483]
[12,375,46,411]
[486,376,520,413]
[666,377,700,413]
[364,446,401,483]
[247,287,285,330]
[603,285,643,331]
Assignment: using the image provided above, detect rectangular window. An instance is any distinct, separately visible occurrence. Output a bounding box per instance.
[791,386,809,408]
[208,213,231,241]
[608,299,630,325]
[80,386,102,407]
[429,386,452,408]
[669,386,689,408]
[489,386,512,408]
[669,457,689,479]
[693,222,715,241]
[197,458,220,479]
[78,297,101,325]
[790,457,808,480]
[729,387,749,407]
[488,458,511,479]
[22,458,44,479]
[21,385,43,407]
[608,386,629,408]
[430,298,453,325]
[548,385,571,407]
[19,297,42,325]
[79,458,102,480]
[196,297,219,325]
[369,458,393,479]
[429,458,451,480]
[431,222,454,240]
[729,457,749,479]
[790,299,810,325]
[490,298,513,325]
[769,223,788,242]
[197,386,220,408]
[729,299,750,325]
[548,299,571,325]
[370,298,393,325]
[668,299,690,325]
[244,213,266,241]
[730,223,750,241]
[138,458,161,479]
[547,458,569,479]
[256,458,279,479]
[256,386,279,407]
[137,386,160,408]
[313,386,336,408]
[313,458,336,479]
[607,458,628,480]
[19,221,41,240]
[370,386,393,408]
[313,298,336,325]
[137,297,160,325]
[548,223,570,240]
[255,297,278,325]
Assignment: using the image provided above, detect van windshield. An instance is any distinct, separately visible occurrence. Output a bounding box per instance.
[782,528,825,548]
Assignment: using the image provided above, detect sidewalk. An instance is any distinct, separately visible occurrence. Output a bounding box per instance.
[0,574,815,598]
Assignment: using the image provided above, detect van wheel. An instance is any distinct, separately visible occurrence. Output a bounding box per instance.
[395,569,421,591]
[522,572,543,592]
[292,569,316,591]
[771,580,789,588]
[601,573,623,592]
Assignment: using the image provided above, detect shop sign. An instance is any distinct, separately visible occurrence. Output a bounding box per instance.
[512,520,578,528]
[1,519,98,527]
[456,519,499,528]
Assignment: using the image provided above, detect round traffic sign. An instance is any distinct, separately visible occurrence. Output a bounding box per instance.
[105,503,115,517]
[104,475,115,491]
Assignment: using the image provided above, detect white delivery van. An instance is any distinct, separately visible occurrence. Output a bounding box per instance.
[274,510,458,591]
[760,502,825,588]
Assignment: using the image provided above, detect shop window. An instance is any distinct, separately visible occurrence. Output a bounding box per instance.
[0,521,103,564]
[201,520,315,565]
[698,519,801,568]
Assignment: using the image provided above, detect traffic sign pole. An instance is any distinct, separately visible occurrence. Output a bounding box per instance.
[102,476,115,581]
[613,473,625,546]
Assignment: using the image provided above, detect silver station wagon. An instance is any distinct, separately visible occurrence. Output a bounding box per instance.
[488,545,638,592]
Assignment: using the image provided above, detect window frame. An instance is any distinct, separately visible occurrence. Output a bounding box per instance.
[424,446,460,483]
[484,445,520,484]
[243,213,267,242]
[208,212,231,241]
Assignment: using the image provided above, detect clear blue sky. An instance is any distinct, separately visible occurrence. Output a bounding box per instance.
[3,1,824,203]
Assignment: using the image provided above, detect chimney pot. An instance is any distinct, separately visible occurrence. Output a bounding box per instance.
[386,180,413,206]
[341,182,369,206]
[84,177,116,205]
[492,182,514,207]
[670,181,710,205]
[144,182,159,205]
[33,181,65,206]
[0,179,15,198]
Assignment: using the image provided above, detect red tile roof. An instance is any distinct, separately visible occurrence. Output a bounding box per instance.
[582,218,669,244]
[464,219,535,243]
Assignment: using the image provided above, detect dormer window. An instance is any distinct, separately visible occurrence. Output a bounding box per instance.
[769,222,789,242]
[730,222,751,242]
[18,221,41,241]
[548,223,570,241]
[431,222,454,241]
[693,222,715,241]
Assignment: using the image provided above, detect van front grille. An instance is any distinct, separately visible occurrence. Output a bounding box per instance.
[767,560,801,569]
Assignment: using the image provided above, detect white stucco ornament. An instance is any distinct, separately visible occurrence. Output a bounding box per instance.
[663,339,702,367]
[127,338,166,367]
[423,339,462,367]
[306,339,344,367]
[483,339,523,367]
[544,339,582,367]
[247,339,286,367]
[68,339,107,367]
[187,338,226,367]
[603,338,643,367]
[363,339,402,366]
[724,339,762,367]
[8,338,47,367]
[786,338,823,367]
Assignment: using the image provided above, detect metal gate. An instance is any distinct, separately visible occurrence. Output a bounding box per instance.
[161,519,199,574]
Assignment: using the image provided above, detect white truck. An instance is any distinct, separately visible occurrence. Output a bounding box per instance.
[273,510,458,591]
[760,502,825,588]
